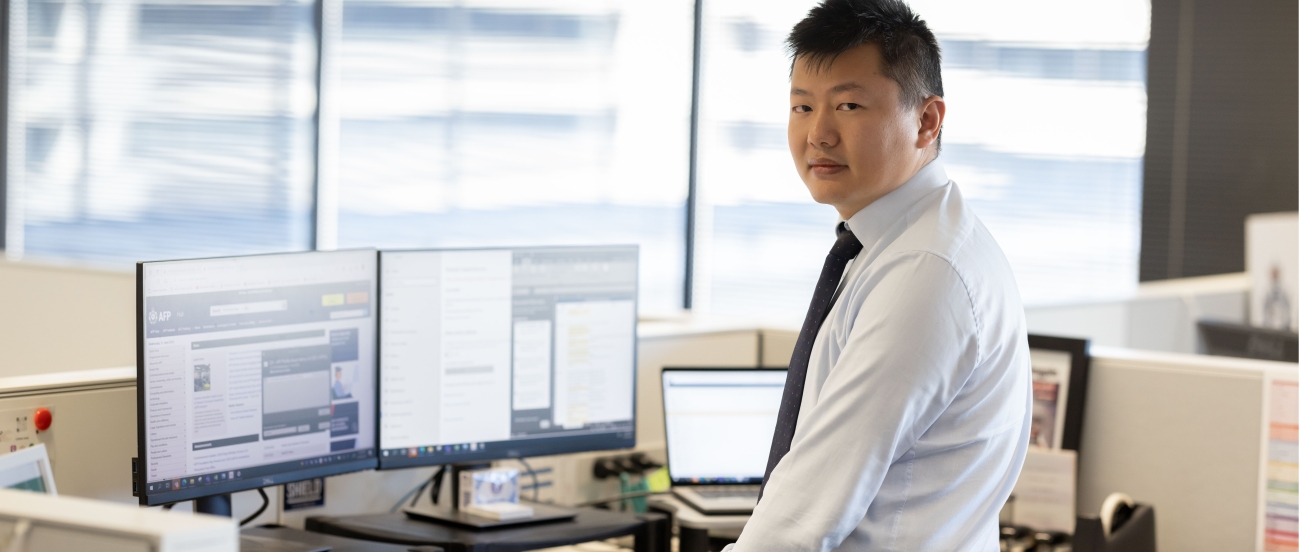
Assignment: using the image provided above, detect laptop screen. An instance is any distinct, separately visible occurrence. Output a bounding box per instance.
[662,369,787,485]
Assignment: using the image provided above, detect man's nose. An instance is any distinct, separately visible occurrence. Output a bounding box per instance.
[808,110,839,148]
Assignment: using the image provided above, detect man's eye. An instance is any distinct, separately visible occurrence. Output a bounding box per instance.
[792,105,811,113]
[838,103,860,111]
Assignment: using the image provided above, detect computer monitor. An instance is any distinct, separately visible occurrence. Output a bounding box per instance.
[0,444,58,495]
[135,250,379,507]
[377,245,638,469]
[661,368,786,485]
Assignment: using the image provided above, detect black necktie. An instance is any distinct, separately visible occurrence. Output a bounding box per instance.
[760,222,863,499]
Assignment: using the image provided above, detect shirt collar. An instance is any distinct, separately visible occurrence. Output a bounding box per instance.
[842,160,949,250]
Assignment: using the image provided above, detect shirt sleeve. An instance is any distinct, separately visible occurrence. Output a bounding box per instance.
[731,251,981,552]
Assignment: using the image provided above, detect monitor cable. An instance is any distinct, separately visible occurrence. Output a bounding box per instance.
[239,488,269,527]
[424,465,446,506]
[389,465,445,513]
[516,457,540,502]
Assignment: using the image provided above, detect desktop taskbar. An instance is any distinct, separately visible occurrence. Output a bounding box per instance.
[141,449,376,505]
[378,429,635,468]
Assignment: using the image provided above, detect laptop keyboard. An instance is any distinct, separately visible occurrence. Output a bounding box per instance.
[693,486,760,500]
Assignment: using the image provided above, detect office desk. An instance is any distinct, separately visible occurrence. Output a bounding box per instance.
[244,525,444,552]
[646,495,748,552]
[306,507,670,552]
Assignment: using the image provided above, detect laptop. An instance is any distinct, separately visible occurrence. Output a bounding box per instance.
[662,368,786,515]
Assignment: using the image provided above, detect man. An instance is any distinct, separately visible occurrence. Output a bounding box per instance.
[726,1,1031,550]
[332,366,351,400]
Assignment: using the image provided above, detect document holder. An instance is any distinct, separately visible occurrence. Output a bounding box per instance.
[1072,504,1157,552]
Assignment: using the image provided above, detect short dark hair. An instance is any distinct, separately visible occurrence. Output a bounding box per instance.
[787,0,943,109]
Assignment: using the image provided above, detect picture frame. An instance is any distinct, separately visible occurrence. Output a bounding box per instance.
[1027,334,1091,452]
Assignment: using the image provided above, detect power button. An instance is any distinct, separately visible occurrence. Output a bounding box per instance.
[33,408,52,432]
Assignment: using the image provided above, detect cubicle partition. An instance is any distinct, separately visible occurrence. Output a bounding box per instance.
[0,324,1293,551]
[0,367,136,502]
[634,328,1296,552]
[1077,347,1296,552]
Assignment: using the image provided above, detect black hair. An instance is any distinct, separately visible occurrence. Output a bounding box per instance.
[787,0,943,109]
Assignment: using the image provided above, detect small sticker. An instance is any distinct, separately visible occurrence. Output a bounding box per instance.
[283,478,325,511]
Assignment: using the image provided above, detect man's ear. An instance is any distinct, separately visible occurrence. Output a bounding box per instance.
[916,95,945,150]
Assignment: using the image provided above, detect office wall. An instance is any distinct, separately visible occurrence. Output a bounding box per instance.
[1025,272,1248,353]
[0,255,1250,379]
[0,259,134,377]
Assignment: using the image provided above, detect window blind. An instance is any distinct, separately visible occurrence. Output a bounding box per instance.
[8,0,318,263]
[332,0,695,313]
[692,0,1151,320]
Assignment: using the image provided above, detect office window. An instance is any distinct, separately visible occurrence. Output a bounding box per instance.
[692,0,1150,319]
[334,0,695,313]
[7,0,318,263]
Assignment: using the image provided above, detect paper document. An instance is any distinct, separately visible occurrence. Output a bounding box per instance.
[1010,448,1076,533]
[1265,378,1298,551]
[1029,349,1072,450]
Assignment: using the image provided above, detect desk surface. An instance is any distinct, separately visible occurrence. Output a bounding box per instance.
[306,507,667,552]
[244,525,444,552]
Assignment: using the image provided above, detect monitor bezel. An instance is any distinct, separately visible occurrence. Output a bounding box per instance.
[374,244,640,470]
[135,249,381,506]
[659,366,787,486]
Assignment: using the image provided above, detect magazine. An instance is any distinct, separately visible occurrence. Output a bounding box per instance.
[1029,349,1072,450]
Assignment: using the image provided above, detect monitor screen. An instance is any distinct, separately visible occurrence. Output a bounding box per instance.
[137,250,378,505]
[661,369,786,485]
[378,245,638,468]
[0,444,57,495]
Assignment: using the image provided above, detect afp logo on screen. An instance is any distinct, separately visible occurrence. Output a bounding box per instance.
[148,309,172,324]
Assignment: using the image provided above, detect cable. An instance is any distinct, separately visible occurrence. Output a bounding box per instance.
[516,457,540,502]
[239,488,269,527]
[427,465,446,505]
[409,477,429,508]
[389,465,445,513]
[389,480,427,513]
[392,477,432,513]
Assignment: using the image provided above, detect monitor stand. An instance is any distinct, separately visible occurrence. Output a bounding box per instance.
[402,462,579,530]
[194,494,234,517]
[194,492,331,552]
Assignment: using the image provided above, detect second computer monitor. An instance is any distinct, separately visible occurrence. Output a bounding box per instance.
[378,245,638,468]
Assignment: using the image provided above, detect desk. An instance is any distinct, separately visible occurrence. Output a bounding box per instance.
[243,525,444,552]
[306,507,670,552]
[646,495,747,552]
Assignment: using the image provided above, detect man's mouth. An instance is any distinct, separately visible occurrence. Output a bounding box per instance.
[809,158,847,176]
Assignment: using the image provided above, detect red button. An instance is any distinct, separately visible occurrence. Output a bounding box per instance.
[33,408,51,431]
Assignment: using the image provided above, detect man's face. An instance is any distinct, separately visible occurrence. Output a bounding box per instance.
[788,43,940,218]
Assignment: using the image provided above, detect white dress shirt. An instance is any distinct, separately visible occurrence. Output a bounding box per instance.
[729,160,1031,551]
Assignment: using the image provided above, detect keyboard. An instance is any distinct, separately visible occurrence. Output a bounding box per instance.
[693,486,760,499]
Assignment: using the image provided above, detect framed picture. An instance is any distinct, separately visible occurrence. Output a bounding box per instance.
[1246,212,1297,332]
[1027,334,1090,451]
